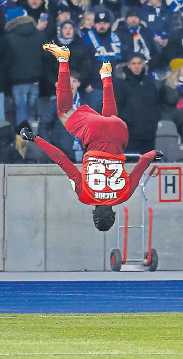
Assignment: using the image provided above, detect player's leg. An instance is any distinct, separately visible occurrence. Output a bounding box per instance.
[127,150,163,200]
[100,62,117,117]
[43,43,73,121]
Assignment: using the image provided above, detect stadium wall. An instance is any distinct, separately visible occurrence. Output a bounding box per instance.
[0,163,182,272]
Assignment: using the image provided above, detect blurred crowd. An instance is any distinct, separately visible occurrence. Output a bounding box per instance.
[0,0,183,163]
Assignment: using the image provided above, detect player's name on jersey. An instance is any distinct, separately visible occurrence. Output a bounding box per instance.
[94,192,117,200]
[88,157,123,165]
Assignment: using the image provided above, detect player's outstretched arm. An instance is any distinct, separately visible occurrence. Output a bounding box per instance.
[100,62,117,117]
[126,150,163,200]
[43,43,73,118]
[20,128,82,195]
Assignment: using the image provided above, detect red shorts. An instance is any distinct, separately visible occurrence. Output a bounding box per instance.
[65,105,129,154]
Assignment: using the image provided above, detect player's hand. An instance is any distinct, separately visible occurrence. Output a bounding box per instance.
[20,128,35,142]
[155,150,164,160]
[142,150,163,161]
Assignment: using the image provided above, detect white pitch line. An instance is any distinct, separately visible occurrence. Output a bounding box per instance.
[0,353,183,356]
[1,313,180,318]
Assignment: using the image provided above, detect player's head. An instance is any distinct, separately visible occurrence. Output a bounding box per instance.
[92,206,116,232]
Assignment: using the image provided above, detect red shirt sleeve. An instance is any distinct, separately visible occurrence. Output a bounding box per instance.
[34,136,82,195]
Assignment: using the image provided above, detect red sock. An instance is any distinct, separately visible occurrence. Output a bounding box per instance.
[56,62,73,117]
[102,77,117,117]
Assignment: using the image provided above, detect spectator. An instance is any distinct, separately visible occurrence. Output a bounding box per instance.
[47,0,69,20]
[50,0,90,24]
[82,8,122,111]
[38,70,83,140]
[4,14,44,131]
[44,19,92,96]
[116,8,159,68]
[161,26,183,65]
[80,10,94,34]
[23,0,47,22]
[52,120,83,162]
[56,4,71,24]
[0,120,24,163]
[141,0,171,49]
[23,0,54,38]
[38,71,83,162]
[120,0,146,12]
[169,11,183,36]
[165,0,183,13]
[0,0,27,27]
[0,32,6,123]
[91,0,122,19]
[115,53,161,154]
[15,121,32,161]
[67,0,90,23]
[160,58,183,142]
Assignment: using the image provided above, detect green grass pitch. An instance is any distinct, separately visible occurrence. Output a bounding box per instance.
[0,313,182,359]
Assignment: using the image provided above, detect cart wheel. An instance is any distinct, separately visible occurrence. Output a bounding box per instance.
[144,248,158,272]
[110,249,122,272]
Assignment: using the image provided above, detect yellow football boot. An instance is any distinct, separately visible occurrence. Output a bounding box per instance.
[42,42,70,61]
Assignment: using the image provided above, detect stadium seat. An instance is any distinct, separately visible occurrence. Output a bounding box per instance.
[0,120,14,143]
[155,120,180,162]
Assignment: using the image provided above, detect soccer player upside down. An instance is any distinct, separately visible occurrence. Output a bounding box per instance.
[20,44,162,232]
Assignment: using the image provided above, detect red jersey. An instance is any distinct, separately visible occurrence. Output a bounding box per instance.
[34,137,155,207]
[65,105,128,155]
[78,151,130,206]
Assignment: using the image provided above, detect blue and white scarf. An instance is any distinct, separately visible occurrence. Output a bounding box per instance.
[87,29,122,62]
[166,0,183,12]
